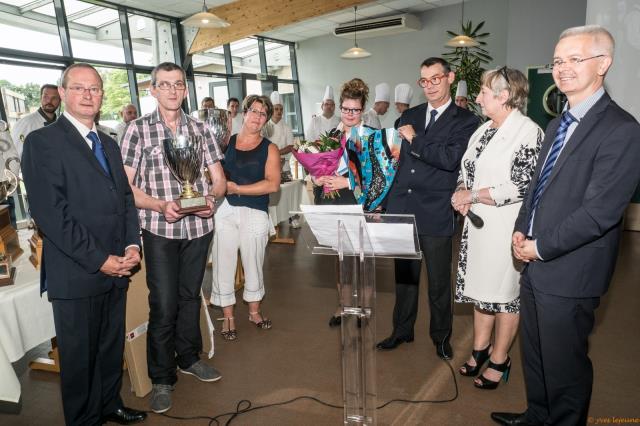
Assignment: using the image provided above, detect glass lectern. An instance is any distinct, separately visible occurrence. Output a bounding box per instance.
[298,207,421,425]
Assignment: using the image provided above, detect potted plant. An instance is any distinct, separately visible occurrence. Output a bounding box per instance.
[443,20,493,114]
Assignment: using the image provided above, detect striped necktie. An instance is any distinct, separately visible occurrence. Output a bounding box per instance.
[527,111,576,232]
[87,131,112,178]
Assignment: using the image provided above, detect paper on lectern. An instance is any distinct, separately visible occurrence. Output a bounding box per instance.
[300,204,416,256]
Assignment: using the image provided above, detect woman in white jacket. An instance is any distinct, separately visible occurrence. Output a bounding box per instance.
[450,67,542,390]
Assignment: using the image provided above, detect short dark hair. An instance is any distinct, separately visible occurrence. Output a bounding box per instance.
[60,63,102,88]
[421,57,452,73]
[40,84,58,95]
[242,94,273,121]
[151,62,185,86]
[227,97,239,106]
[201,96,215,107]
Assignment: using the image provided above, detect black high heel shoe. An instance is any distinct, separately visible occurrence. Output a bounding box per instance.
[459,344,491,377]
[474,356,511,390]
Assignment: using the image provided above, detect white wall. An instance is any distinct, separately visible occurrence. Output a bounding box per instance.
[296,0,588,132]
[506,0,587,72]
[587,0,640,120]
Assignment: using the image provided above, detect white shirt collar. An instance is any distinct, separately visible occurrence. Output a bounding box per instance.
[426,98,452,122]
[63,111,98,148]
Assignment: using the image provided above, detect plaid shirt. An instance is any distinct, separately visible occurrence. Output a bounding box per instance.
[121,108,224,239]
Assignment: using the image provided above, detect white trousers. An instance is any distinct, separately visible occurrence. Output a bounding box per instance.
[210,206,270,307]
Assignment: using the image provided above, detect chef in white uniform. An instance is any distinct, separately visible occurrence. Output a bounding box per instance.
[455,80,469,109]
[12,84,60,157]
[305,86,340,141]
[264,91,294,173]
[393,83,414,129]
[362,82,390,129]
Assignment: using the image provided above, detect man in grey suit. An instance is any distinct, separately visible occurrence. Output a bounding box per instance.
[492,26,640,425]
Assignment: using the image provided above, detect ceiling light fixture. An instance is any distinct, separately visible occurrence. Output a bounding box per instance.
[341,6,371,59]
[181,0,230,29]
[445,0,479,48]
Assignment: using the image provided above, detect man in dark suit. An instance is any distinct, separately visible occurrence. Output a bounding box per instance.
[492,26,640,426]
[377,57,479,359]
[21,63,146,426]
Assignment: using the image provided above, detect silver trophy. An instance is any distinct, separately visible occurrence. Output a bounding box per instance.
[195,108,231,153]
[162,133,208,213]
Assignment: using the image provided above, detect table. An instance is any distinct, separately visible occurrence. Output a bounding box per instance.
[0,230,55,403]
[268,180,310,243]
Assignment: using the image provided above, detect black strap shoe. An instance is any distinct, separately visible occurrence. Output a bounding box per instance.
[375,335,414,350]
[103,407,147,425]
[490,411,539,425]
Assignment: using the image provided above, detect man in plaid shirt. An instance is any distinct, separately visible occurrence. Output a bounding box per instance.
[121,62,226,414]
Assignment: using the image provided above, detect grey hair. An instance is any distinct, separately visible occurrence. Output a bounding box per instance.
[559,25,615,58]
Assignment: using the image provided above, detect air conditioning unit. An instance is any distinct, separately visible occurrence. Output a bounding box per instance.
[334,14,421,39]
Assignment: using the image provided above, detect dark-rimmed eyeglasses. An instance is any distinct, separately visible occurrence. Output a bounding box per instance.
[247,107,268,119]
[340,107,363,115]
[418,74,446,88]
[545,54,605,70]
[155,81,186,91]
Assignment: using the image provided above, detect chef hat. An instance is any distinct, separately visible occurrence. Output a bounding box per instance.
[323,85,334,101]
[270,91,282,106]
[394,83,413,105]
[374,83,390,103]
[455,80,468,98]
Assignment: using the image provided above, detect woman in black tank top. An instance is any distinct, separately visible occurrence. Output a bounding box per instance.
[209,95,281,340]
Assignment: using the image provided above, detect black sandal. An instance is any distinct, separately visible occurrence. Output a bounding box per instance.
[474,356,511,390]
[459,344,491,376]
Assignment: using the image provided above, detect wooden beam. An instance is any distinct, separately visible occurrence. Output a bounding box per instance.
[189,0,371,54]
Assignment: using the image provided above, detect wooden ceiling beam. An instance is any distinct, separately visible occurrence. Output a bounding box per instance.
[188,0,371,54]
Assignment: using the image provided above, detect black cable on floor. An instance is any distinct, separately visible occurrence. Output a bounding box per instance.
[150,358,459,425]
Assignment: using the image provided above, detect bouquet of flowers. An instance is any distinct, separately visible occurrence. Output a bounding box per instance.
[292,132,344,199]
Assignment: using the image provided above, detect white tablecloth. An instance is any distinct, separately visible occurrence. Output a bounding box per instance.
[268,180,310,233]
[0,230,55,403]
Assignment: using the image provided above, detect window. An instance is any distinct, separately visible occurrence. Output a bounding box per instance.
[0,63,62,127]
[127,13,175,67]
[0,0,63,55]
[265,41,292,79]
[65,0,125,63]
[94,66,132,127]
[135,72,155,116]
[194,75,228,110]
[277,82,300,133]
[229,38,261,74]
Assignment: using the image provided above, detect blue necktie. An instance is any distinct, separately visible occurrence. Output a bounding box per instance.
[424,109,438,134]
[87,131,111,177]
[527,111,576,231]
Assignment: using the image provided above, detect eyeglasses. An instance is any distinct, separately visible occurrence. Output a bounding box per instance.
[155,81,187,91]
[247,107,268,119]
[498,66,511,86]
[418,74,447,88]
[67,86,103,96]
[340,107,363,115]
[546,54,605,70]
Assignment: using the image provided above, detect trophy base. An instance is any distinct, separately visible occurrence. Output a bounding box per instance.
[177,196,209,214]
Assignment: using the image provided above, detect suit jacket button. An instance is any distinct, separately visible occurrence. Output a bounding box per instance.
[410,169,415,174]
[408,189,412,194]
